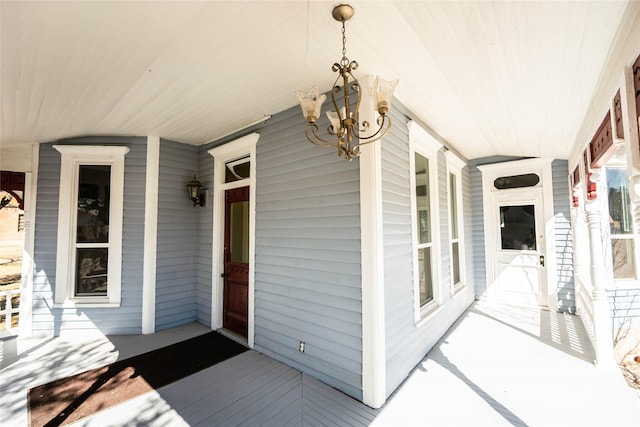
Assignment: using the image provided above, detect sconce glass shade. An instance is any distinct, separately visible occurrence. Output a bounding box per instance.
[296,86,326,123]
[186,175,202,205]
[372,77,399,114]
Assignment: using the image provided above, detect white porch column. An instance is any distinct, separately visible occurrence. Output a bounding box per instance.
[18,145,39,337]
[570,183,590,312]
[359,74,387,408]
[584,170,616,368]
[142,136,160,334]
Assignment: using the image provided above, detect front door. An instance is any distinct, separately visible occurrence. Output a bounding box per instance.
[493,192,546,307]
[223,186,250,337]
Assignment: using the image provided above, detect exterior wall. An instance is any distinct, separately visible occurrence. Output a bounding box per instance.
[32,137,146,335]
[551,159,575,312]
[250,107,364,400]
[155,139,198,331]
[381,105,475,397]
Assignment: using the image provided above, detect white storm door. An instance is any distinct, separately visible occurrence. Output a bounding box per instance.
[493,192,546,307]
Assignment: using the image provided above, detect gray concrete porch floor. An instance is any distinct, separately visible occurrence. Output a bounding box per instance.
[1,301,639,426]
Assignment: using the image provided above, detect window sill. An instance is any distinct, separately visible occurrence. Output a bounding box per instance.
[54,300,120,309]
[416,302,442,328]
[611,279,640,290]
[451,283,467,297]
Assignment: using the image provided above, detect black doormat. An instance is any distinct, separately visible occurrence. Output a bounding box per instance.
[28,331,248,426]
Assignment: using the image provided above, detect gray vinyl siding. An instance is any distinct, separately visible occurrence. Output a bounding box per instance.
[382,107,475,398]
[32,137,146,335]
[195,147,214,326]
[155,139,198,331]
[552,159,575,312]
[252,106,363,401]
[469,163,486,299]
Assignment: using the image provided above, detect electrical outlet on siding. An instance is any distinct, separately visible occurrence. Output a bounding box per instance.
[299,341,305,353]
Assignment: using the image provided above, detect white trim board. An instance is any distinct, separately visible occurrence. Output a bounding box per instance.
[359,75,387,409]
[142,136,160,334]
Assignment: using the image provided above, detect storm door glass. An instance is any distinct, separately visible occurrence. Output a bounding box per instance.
[500,205,536,250]
[75,165,110,296]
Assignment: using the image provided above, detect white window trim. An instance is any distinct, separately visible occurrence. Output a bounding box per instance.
[53,145,129,307]
[408,121,442,323]
[208,132,259,348]
[445,151,467,295]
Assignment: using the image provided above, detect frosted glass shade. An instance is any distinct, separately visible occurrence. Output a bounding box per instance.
[372,77,398,114]
[326,107,347,132]
[296,86,326,123]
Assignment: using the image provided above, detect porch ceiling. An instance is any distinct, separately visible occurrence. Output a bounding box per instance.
[0,1,631,160]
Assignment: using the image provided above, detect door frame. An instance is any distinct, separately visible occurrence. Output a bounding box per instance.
[208,133,259,347]
[478,158,556,309]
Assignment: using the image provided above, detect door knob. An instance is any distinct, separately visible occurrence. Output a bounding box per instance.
[539,255,545,267]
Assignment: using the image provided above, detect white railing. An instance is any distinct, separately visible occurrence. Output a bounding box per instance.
[575,273,596,346]
[0,289,21,331]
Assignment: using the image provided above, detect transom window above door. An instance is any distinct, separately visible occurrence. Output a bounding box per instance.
[225,157,250,183]
[494,173,540,190]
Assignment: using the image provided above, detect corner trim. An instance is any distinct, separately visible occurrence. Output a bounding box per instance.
[142,136,160,334]
[359,75,387,408]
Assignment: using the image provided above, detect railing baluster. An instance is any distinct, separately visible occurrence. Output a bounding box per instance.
[0,289,21,330]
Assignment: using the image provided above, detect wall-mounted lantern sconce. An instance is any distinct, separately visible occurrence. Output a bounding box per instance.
[186,175,206,207]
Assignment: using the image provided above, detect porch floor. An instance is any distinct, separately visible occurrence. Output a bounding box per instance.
[1,301,639,426]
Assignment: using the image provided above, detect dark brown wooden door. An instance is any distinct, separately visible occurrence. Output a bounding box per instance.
[223,186,249,337]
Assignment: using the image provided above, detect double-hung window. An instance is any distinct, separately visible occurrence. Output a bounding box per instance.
[606,166,636,280]
[54,145,129,306]
[409,122,442,321]
[445,151,466,293]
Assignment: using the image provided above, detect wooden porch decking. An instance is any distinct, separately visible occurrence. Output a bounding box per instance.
[2,302,639,426]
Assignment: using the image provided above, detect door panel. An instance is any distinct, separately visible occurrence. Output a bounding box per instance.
[493,196,545,307]
[223,186,249,337]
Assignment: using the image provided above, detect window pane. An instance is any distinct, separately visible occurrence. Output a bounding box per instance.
[76,248,108,296]
[229,201,249,263]
[612,238,636,279]
[452,242,460,284]
[77,165,110,243]
[607,168,632,235]
[418,247,433,306]
[415,153,431,244]
[450,173,458,239]
[225,158,250,183]
[500,205,536,250]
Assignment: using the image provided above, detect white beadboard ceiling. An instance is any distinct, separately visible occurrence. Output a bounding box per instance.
[0,1,634,160]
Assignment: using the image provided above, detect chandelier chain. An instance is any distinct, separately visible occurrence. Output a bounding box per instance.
[341,21,349,66]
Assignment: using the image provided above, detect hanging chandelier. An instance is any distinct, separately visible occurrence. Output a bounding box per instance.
[296,4,398,161]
